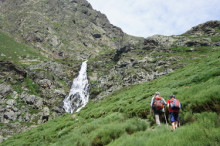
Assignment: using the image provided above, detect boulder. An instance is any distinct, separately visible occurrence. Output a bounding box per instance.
[185,40,210,47]
[92,34,102,38]
[42,107,50,122]
[58,51,64,57]
[4,111,20,121]
[113,45,131,62]
[53,106,65,113]
[54,89,66,98]
[143,35,176,49]
[10,107,18,112]
[213,42,220,46]
[24,113,30,122]
[34,98,43,109]
[25,95,36,105]
[0,83,12,96]
[49,35,61,47]
[6,99,16,106]
[0,61,27,77]
[143,38,158,50]
[38,79,52,88]
[22,94,43,108]
[12,91,18,99]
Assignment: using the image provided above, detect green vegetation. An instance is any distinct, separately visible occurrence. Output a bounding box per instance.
[110,112,219,146]
[10,76,41,96]
[0,31,45,63]
[170,46,212,53]
[1,49,219,146]
[0,123,4,129]
[24,77,41,96]
[211,35,220,42]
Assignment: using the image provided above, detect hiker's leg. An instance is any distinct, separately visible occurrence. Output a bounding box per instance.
[174,121,178,129]
[155,113,160,126]
[171,122,175,130]
[174,113,179,129]
[170,112,176,130]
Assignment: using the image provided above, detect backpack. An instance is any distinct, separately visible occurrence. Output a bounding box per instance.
[153,96,164,110]
[170,98,181,110]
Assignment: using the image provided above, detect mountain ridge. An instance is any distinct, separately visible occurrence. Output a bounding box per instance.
[0,0,219,143]
[0,0,140,60]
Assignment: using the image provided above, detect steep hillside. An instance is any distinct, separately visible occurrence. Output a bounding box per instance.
[0,0,220,142]
[1,49,219,145]
[0,18,220,143]
[87,21,220,98]
[0,0,140,59]
[0,30,73,139]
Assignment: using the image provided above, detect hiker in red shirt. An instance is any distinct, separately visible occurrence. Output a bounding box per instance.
[167,95,181,131]
[150,92,167,126]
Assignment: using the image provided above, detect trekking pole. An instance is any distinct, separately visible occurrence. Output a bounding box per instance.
[164,112,168,126]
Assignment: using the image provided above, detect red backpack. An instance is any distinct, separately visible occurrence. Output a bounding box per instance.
[153,96,164,110]
[170,98,181,110]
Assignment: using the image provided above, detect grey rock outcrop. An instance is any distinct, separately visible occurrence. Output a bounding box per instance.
[143,35,176,49]
[38,79,52,88]
[6,99,16,106]
[54,89,66,98]
[21,93,43,109]
[0,84,12,96]
[3,110,21,121]
[42,107,50,122]
[185,21,220,36]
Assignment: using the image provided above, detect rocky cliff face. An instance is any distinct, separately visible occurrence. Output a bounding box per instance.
[0,60,68,140]
[0,0,139,59]
[87,20,220,98]
[0,0,219,142]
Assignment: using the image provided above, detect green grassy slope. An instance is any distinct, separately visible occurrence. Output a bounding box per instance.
[1,50,220,146]
[0,31,45,63]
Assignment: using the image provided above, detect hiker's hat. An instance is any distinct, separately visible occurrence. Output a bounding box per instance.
[155,91,160,95]
[170,94,175,98]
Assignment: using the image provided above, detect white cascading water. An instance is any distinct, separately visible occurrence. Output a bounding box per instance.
[63,61,89,113]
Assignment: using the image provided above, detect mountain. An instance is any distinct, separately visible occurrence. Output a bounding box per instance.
[0,0,140,59]
[87,21,220,98]
[0,0,220,143]
[1,47,219,145]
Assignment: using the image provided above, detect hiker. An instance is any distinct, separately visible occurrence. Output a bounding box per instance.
[167,95,181,131]
[150,92,167,126]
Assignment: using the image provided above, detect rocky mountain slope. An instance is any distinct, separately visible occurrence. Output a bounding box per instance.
[0,0,139,59]
[0,0,140,139]
[1,48,219,145]
[0,0,220,142]
[88,21,220,98]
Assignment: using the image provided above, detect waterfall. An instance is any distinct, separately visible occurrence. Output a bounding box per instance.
[63,61,89,113]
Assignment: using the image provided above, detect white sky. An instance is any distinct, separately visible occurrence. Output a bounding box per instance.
[87,0,220,37]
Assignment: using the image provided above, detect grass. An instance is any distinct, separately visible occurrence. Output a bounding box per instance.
[1,48,219,146]
[211,35,220,42]
[0,31,45,63]
[110,112,220,146]
[24,77,41,96]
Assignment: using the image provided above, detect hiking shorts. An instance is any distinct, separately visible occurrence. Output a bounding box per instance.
[169,112,179,122]
[153,108,164,115]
